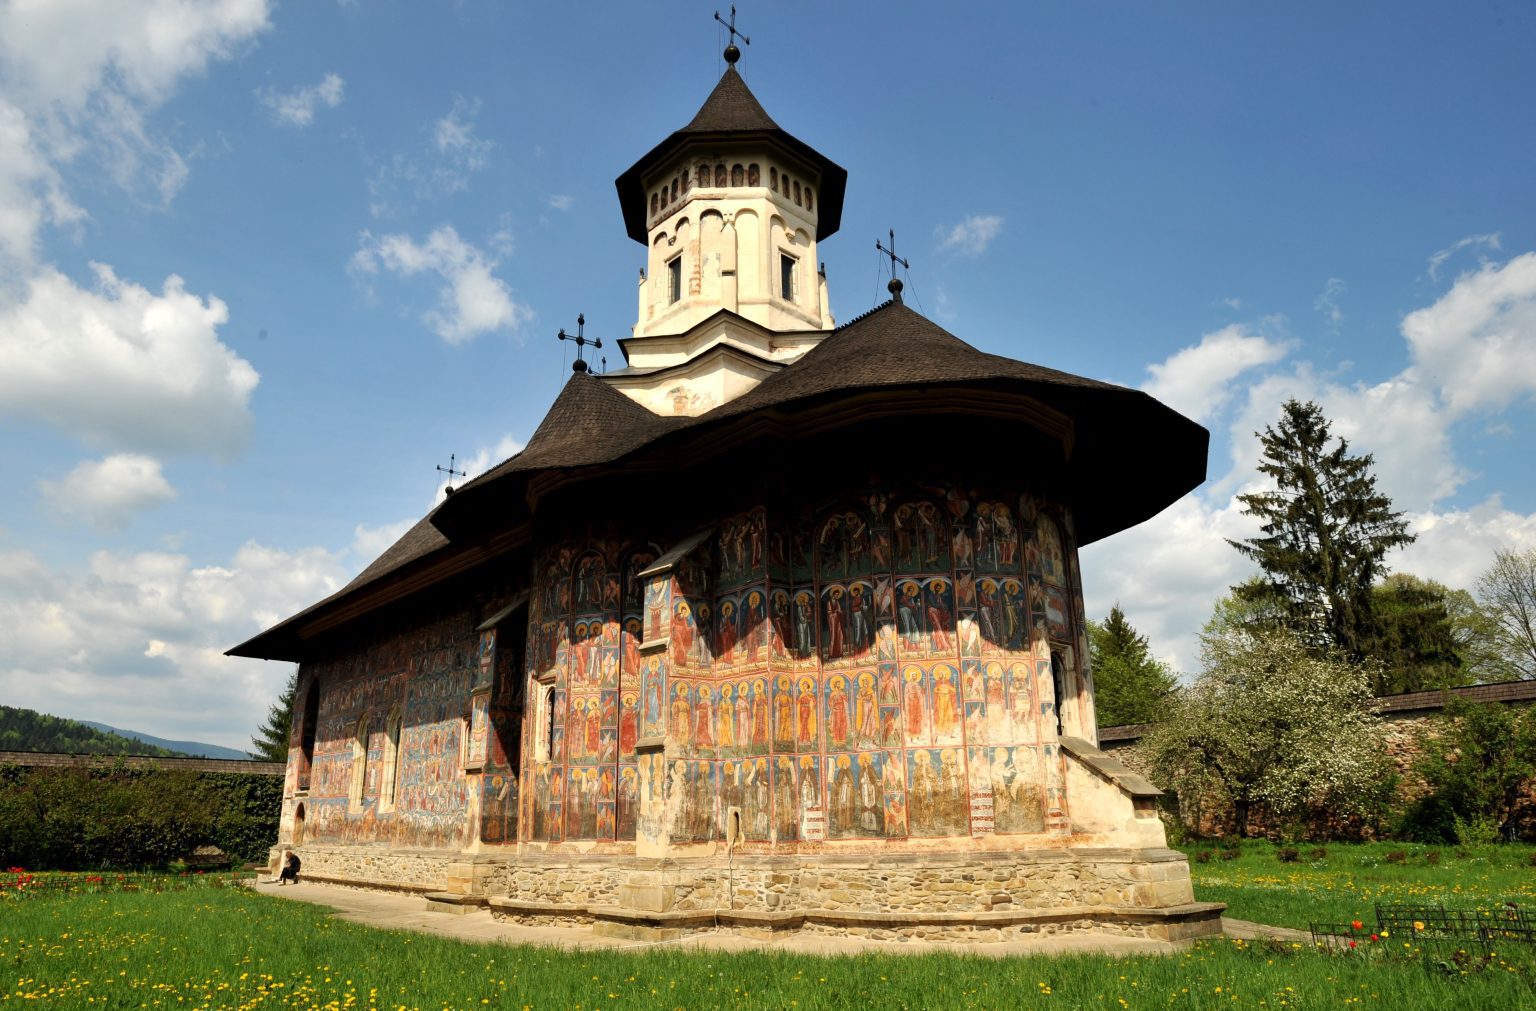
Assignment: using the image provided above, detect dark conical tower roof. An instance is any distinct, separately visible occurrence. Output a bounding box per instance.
[615,65,846,243]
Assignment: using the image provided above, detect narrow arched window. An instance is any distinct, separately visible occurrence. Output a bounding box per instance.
[700,162,712,187]
[731,164,744,187]
[650,192,659,216]
[770,167,778,191]
[715,163,727,187]
[380,708,402,811]
[747,163,760,186]
[671,178,679,203]
[349,715,370,808]
[805,187,814,211]
[793,180,802,206]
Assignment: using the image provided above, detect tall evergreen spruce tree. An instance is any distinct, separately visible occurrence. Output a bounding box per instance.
[1228,399,1414,664]
[251,668,298,762]
[1087,605,1178,726]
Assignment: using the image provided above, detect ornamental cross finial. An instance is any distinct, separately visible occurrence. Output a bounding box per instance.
[715,5,750,64]
[557,313,603,373]
[437,453,466,494]
[876,229,910,303]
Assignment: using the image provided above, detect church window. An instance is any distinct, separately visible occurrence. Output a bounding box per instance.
[683,169,692,191]
[700,162,712,187]
[671,178,679,203]
[1050,651,1067,737]
[747,163,760,186]
[715,163,727,186]
[650,192,659,216]
[667,255,682,304]
[379,708,402,811]
[349,715,370,808]
[533,679,556,763]
[770,166,778,191]
[731,163,744,187]
[793,180,802,206]
[805,186,813,211]
[780,253,797,302]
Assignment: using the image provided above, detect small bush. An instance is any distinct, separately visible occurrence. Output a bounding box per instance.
[1527,852,1536,868]
[1195,850,1213,864]
[1220,848,1241,861]
[1425,850,1441,866]
[1307,847,1327,860]
[1276,847,1300,863]
[1384,849,1408,864]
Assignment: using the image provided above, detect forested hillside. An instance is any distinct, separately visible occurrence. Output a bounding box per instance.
[0,706,188,757]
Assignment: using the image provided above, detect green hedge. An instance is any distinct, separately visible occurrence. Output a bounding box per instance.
[0,763,281,870]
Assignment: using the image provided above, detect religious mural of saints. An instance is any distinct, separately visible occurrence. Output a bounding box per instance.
[825,675,851,749]
[853,671,879,748]
[717,599,738,663]
[770,589,792,658]
[795,676,818,749]
[742,589,768,663]
[793,590,816,659]
[773,756,798,841]
[902,666,928,742]
[773,674,795,747]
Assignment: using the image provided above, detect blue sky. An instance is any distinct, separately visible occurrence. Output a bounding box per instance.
[1,1,1533,750]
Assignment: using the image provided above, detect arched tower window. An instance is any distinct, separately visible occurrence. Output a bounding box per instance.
[747,163,760,186]
[793,180,802,206]
[770,166,778,191]
[805,187,814,211]
[731,163,744,187]
[650,192,659,216]
[671,178,679,203]
[714,163,727,187]
[349,714,370,808]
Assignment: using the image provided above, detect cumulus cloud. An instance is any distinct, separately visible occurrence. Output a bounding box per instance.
[257,72,344,126]
[1401,251,1536,416]
[351,226,529,344]
[547,194,574,211]
[39,453,176,530]
[0,263,259,457]
[935,214,1003,256]
[0,0,272,265]
[0,537,346,748]
[1141,323,1293,423]
[433,432,525,503]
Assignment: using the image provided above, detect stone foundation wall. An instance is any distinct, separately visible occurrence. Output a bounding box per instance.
[270,845,457,892]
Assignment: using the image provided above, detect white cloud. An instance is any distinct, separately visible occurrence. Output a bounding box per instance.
[0,263,259,457]
[1141,323,1293,423]
[258,72,344,127]
[1401,251,1536,416]
[351,226,529,344]
[0,537,346,749]
[1314,276,1346,327]
[39,453,176,530]
[1427,232,1500,281]
[0,0,272,265]
[935,214,1003,256]
[547,194,574,211]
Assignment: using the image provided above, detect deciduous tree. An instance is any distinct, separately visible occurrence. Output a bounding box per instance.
[1476,547,1536,680]
[1144,619,1389,838]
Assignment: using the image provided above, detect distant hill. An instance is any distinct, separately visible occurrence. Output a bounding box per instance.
[78,721,253,760]
[0,706,187,757]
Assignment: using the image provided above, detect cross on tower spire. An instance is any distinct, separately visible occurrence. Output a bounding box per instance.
[714,5,750,64]
[876,229,910,303]
[437,453,466,495]
[557,313,603,373]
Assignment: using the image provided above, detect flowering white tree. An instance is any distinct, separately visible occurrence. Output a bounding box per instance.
[1146,617,1389,837]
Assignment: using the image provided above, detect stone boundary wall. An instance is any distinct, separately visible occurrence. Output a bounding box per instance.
[1098,679,1536,748]
[0,751,284,775]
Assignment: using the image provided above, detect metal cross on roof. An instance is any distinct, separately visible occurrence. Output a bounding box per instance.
[876,229,910,303]
[557,313,603,373]
[437,453,466,494]
[715,5,750,64]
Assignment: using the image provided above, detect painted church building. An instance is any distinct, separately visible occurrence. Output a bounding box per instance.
[231,51,1219,942]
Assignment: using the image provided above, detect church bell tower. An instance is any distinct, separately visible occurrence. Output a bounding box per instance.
[606,45,848,416]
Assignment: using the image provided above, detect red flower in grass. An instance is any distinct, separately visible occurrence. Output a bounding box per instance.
[1370,934,1380,942]
[1351,920,1363,931]
[1348,940,1358,949]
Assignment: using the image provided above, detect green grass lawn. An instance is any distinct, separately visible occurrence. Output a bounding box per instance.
[1,857,1532,1010]
[1181,840,1536,930]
